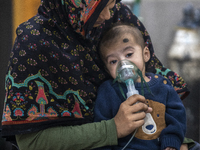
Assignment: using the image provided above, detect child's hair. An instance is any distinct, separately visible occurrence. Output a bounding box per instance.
[99,23,145,57]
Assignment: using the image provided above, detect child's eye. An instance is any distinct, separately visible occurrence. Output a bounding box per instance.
[126,53,133,58]
[110,60,117,64]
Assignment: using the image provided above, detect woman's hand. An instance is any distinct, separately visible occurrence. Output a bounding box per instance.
[180,144,188,150]
[164,147,176,150]
[114,94,152,138]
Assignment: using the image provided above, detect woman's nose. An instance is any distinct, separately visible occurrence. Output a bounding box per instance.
[99,7,111,20]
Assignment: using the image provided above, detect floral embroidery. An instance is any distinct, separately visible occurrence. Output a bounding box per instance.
[19,50,26,56]
[2,71,89,124]
[28,43,37,50]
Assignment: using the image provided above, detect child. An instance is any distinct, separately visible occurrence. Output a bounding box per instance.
[94,23,186,150]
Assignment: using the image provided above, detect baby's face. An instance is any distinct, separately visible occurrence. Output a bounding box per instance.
[101,33,150,79]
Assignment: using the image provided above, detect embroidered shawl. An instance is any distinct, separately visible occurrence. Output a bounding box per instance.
[1,0,189,137]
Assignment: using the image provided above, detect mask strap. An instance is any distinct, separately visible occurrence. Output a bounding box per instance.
[113,75,126,100]
[61,0,64,5]
[118,82,126,100]
[137,70,154,96]
[112,75,119,84]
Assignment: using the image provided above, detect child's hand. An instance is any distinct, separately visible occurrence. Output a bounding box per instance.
[164,147,176,150]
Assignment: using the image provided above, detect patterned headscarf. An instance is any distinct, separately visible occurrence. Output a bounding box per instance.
[1,0,189,138]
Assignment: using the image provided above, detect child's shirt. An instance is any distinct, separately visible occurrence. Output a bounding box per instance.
[94,73,186,150]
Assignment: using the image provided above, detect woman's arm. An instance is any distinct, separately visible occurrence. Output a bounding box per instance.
[16,119,118,150]
[16,90,152,150]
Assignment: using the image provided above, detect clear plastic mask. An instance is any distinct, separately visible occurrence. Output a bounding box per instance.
[116,59,139,83]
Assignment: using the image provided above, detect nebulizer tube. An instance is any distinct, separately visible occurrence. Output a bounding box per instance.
[116,60,156,150]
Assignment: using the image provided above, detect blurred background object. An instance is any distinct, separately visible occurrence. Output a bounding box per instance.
[121,0,136,10]
[122,0,141,19]
[178,3,198,28]
[168,2,200,143]
[12,0,41,42]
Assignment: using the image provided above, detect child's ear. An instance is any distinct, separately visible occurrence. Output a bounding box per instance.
[143,46,150,62]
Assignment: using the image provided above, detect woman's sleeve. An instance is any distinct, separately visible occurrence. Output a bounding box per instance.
[16,119,118,150]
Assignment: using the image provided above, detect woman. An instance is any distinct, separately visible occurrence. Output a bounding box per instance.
[1,0,195,149]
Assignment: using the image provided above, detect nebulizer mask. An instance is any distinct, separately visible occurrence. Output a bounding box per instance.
[115,60,157,150]
[116,60,139,97]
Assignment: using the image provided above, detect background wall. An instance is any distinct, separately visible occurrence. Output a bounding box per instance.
[0,1,12,149]
[12,0,40,41]
[140,0,200,68]
[0,1,12,127]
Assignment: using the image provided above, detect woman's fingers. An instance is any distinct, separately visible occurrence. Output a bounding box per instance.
[130,102,149,113]
[132,111,146,121]
[114,94,153,138]
[164,148,176,150]
[125,94,146,105]
[146,106,153,113]
[180,144,188,150]
[125,94,152,113]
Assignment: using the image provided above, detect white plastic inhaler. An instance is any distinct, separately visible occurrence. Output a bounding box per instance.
[116,60,157,135]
